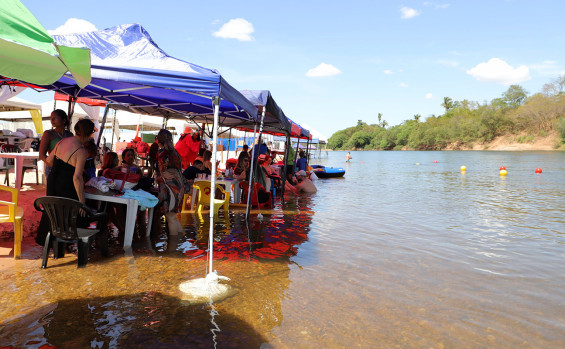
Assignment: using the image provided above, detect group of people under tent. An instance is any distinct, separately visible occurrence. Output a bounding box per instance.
[34,109,186,249]
[34,110,317,253]
[176,127,317,196]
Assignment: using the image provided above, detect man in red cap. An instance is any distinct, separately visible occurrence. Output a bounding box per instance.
[175,126,202,168]
[133,136,149,155]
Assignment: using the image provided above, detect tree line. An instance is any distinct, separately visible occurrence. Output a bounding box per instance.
[328,76,565,150]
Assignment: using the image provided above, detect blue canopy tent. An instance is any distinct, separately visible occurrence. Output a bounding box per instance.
[238,90,291,135]
[3,24,258,127]
[235,90,292,216]
[15,23,258,282]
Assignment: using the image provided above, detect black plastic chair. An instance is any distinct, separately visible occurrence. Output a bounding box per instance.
[34,196,109,268]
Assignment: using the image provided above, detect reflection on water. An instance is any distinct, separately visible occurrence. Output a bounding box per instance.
[1,151,565,347]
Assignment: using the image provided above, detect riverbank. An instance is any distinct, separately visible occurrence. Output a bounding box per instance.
[333,132,564,151]
[446,131,564,151]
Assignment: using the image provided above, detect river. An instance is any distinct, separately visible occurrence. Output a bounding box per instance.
[1,150,564,348]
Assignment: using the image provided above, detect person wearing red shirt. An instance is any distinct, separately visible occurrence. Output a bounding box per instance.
[175,127,202,168]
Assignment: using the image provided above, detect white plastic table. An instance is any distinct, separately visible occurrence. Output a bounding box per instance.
[84,187,154,248]
[0,151,40,189]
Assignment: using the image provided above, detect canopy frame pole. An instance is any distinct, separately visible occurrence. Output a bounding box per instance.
[97,104,111,148]
[305,138,310,169]
[67,96,76,118]
[245,108,265,219]
[245,124,258,219]
[110,110,116,146]
[295,138,300,166]
[227,128,232,162]
[281,133,291,197]
[207,96,221,276]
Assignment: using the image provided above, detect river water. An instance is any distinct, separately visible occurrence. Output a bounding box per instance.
[1,150,564,348]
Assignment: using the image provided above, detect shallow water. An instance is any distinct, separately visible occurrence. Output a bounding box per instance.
[1,150,565,348]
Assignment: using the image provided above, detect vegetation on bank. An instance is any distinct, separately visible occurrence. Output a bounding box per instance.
[328,76,565,150]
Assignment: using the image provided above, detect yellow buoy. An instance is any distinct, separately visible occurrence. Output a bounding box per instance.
[500,169,507,176]
[460,166,466,171]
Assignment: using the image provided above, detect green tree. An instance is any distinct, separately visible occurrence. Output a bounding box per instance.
[442,97,454,112]
[327,131,348,149]
[413,114,421,122]
[502,85,528,108]
[346,130,373,149]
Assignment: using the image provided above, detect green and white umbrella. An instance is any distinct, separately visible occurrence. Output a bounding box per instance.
[0,0,91,87]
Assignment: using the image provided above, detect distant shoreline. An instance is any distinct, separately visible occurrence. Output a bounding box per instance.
[330,132,564,151]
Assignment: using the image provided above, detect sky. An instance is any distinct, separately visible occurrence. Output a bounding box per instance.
[18,0,565,140]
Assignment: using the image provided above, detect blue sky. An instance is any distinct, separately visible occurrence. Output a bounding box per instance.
[19,0,565,140]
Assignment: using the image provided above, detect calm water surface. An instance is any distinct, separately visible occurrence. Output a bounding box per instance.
[1,150,564,348]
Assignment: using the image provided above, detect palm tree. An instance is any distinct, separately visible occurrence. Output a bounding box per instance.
[442,97,454,112]
[377,113,382,126]
[413,114,421,122]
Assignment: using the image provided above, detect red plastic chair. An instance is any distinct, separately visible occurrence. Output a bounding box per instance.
[239,181,272,209]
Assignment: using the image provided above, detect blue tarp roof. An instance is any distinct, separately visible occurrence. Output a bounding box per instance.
[6,23,257,123]
[238,90,291,135]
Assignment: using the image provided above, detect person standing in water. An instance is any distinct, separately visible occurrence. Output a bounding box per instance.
[38,109,74,179]
[346,152,352,162]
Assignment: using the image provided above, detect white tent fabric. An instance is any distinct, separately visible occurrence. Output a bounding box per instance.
[0,86,26,104]
[78,103,100,142]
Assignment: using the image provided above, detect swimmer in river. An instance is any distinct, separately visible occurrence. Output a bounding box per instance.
[346,152,352,162]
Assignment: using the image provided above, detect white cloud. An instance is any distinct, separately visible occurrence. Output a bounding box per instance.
[384,69,394,75]
[48,18,97,35]
[213,18,254,41]
[306,63,342,77]
[400,7,420,19]
[399,82,408,88]
[425,2,450,9]
[466,58,530,85]
[529,60,565,77]
[425,93,433,99]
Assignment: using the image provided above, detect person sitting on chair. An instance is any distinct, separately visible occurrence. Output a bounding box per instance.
[182,159,206,186]
[98,152,120,177]
[83,139,99,181]
[120,148,141,175]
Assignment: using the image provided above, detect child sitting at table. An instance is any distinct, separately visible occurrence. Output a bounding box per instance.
[83,139,99,181]
[98,151,120,177]
[182,159,206,186]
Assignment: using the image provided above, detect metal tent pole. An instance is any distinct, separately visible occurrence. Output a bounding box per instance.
[305,138,311,168]
[295,137,300,167]
[281,133,291,197]
[207,97,221,275]
[245,124,258,219]
[227,128,232,161]
[97,104,110,148]
[245,109,265,220]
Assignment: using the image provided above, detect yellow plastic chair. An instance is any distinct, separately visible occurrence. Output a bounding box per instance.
[0,185,23,258]
[176,193,191,226]
[193,181,230,216]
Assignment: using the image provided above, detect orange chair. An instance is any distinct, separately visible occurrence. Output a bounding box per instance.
[0,185,23,258]
[193,181,230,215]
[239,181,272,209]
